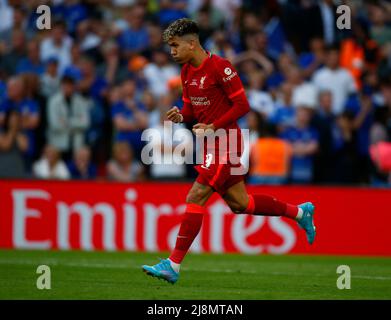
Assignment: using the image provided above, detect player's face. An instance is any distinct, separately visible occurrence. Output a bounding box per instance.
[167,36,194,64]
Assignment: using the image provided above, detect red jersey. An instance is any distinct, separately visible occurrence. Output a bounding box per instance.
[180,52,249,158]
[181,52,245,127]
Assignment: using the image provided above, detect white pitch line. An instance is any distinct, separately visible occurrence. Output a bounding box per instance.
[0,258,390,281]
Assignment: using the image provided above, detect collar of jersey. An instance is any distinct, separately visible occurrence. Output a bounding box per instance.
[188,51,212,71]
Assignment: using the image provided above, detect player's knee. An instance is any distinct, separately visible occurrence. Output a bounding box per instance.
[227,200,247,214]
[186,188,207,204]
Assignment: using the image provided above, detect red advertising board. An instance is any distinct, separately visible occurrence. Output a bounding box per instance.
[0,180,390,256]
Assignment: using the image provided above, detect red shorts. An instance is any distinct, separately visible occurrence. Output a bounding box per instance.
[195,153,245,195]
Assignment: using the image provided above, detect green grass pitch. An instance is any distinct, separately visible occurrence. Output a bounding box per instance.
[0,249,390,300]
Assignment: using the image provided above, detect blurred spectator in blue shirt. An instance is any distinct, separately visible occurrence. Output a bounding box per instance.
[67,146,97,180]
[158,0,188,28]
[0,76,28,178]
[40,20,73,75]
[269,82,296,134]
[117,5,150,59]
[63,0,89,35]
[298,37,326,80]
[280,104,319,183]
[0,29,26,76]
[18,74,40,164]
[111,78,148,158]
[16,40,45,76]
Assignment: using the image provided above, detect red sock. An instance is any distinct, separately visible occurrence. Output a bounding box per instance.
[244,194,298,220]
[169,203,206,264]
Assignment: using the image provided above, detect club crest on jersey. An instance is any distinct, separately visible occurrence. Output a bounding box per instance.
[199,75,207,89]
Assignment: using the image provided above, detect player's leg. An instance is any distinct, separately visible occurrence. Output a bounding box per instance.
[168,181,214,265]
[142,180,214,283]
[222,181,316,244]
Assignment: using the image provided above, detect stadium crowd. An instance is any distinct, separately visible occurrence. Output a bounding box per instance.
[0,0,391,186]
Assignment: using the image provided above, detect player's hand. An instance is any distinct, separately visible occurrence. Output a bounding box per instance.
[166,106,184,123]
[192,123,216,136]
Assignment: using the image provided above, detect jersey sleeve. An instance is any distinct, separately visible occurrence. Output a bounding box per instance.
[211,58,249,129]
[215,58,245,100]
[180,65,191,105]
[180,65,195,123]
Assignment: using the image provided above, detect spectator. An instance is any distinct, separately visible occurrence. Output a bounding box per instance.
[74,19,102,55]
[304,0,339,46]
[107,141,145,182]
[269,82,296,134]
[16,39,45,76]
[331,110,361,184]
[367,3,391,48]
[40,57,61,98]
[0,5,28,42]
[0,0,14,35]
[290,66,319,113]
[117,4,150,59]
[111,78,148,158]
[0,77,26,178]
[142,24,164,61]
[143,49,179,99]
[0,29,26,76]
[280,104,319,184]
[62,0,89,36]
[312,45,357,115]
[47,75,91,159]
[192,6,215,46]
[248,118,292,185]
[298,37,326,80]
[245,70,275,118]
[33,144,70,180]
[240,110,261,177]
[40,20,73,75]
[369,80,391,185]
[204,30,236,61]
[97,40,123,85]
[67,146,97,180]
[312,90,336,183]
[62,43,83,81]
[158,0,188,28]
[18,73,41,167]
[77,56,108,156]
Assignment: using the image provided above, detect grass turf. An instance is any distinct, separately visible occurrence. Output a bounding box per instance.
[0,249,390,300]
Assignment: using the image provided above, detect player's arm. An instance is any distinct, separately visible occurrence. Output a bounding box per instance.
[166,102,194,123]
[211,60,250,130]
[167,66,195,124]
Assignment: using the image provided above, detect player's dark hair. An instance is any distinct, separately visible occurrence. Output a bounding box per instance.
[162,18,200,42]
